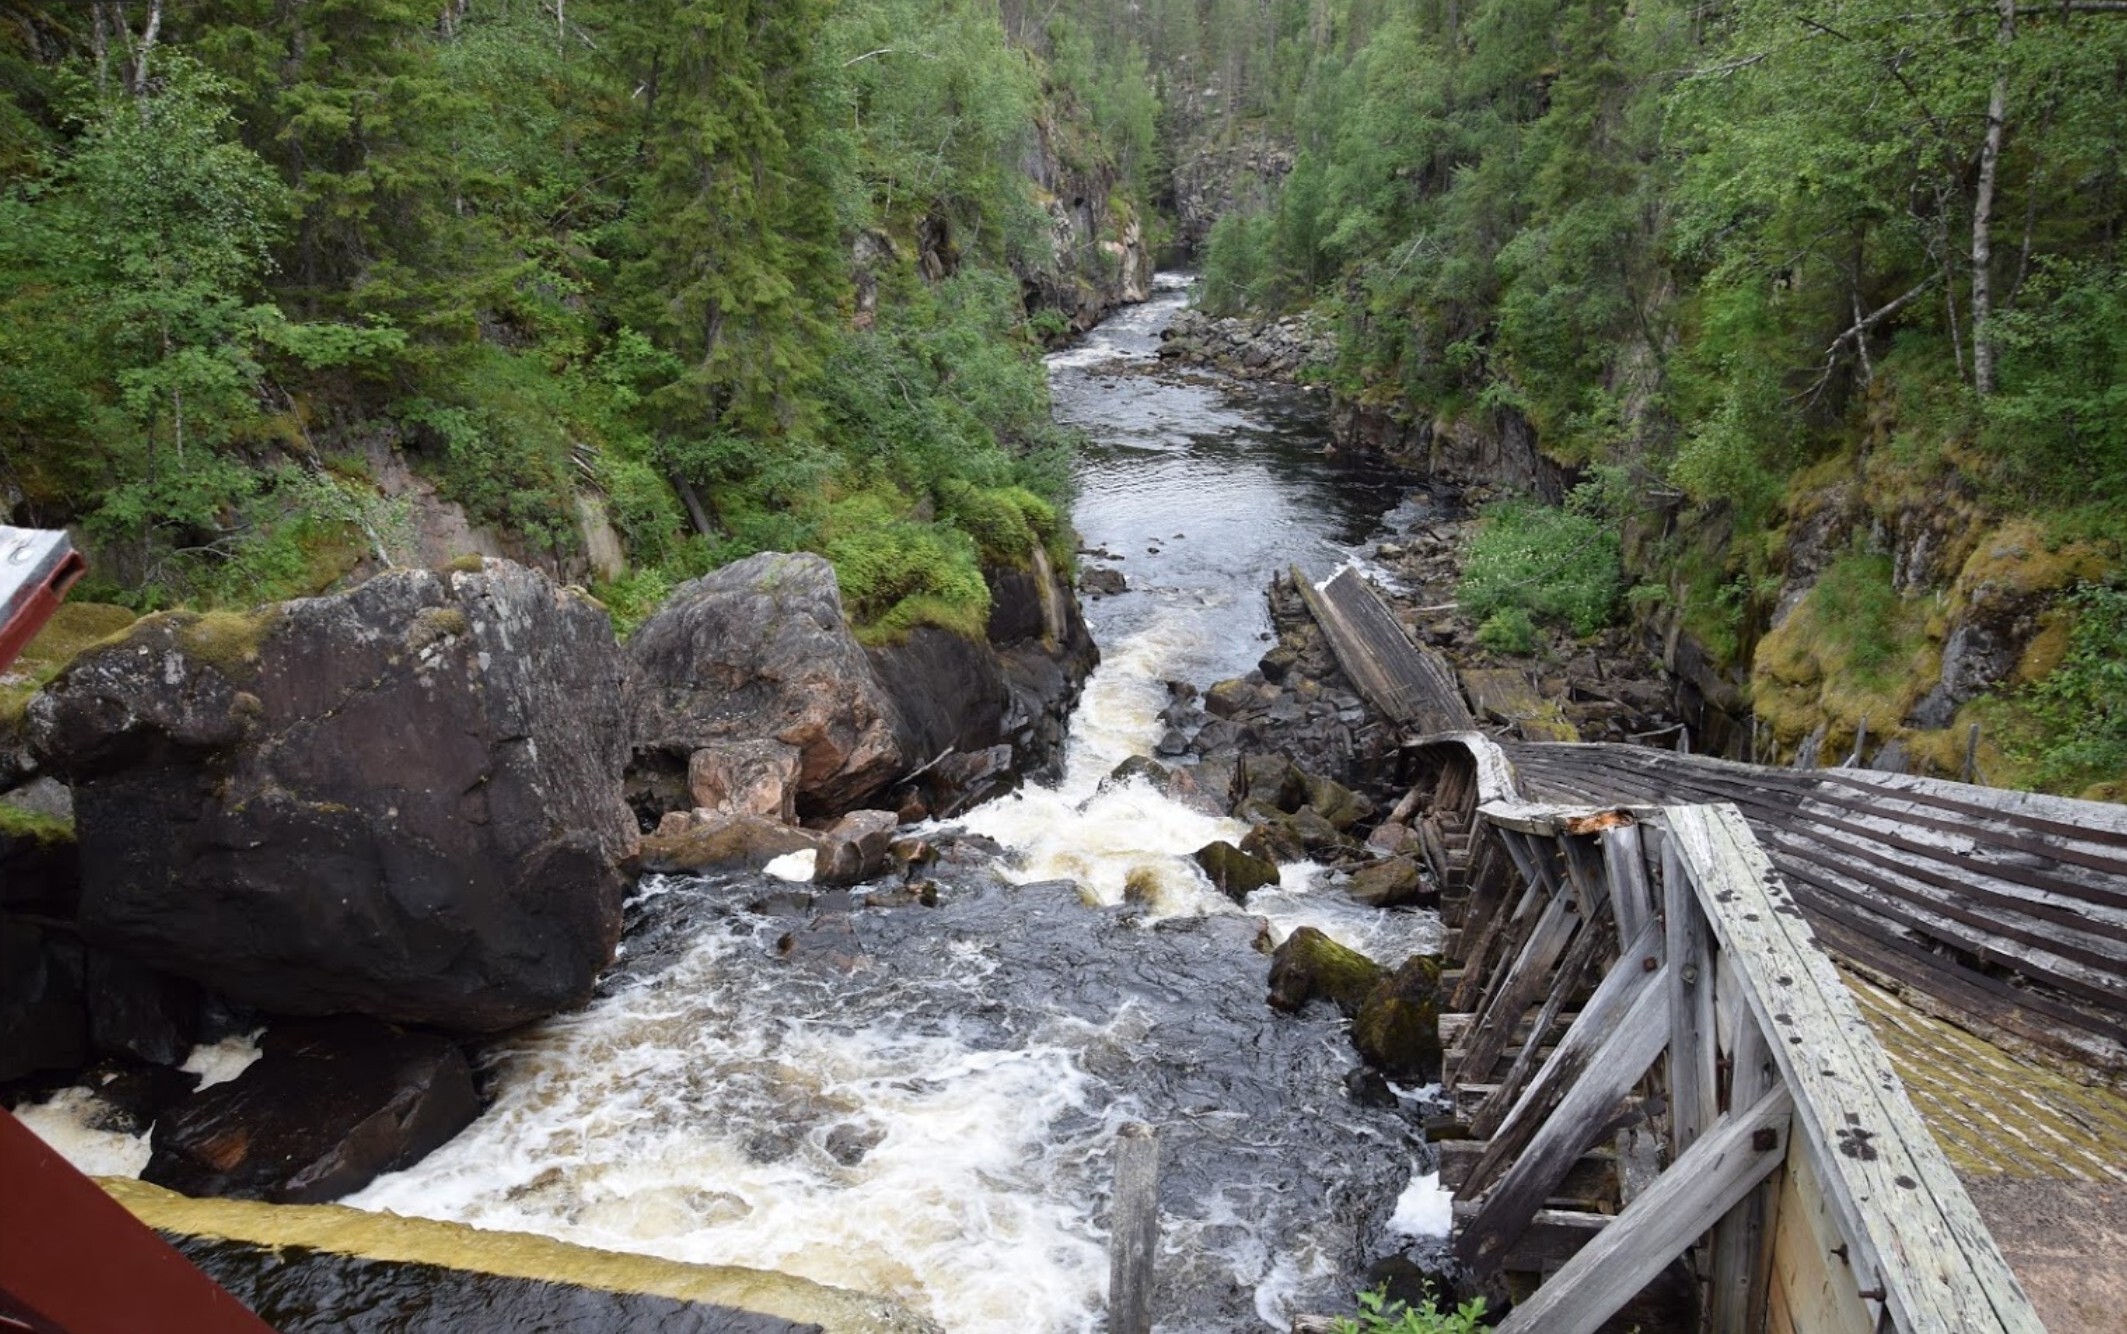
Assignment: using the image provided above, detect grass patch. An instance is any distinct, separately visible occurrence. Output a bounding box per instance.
[1753,550,1933,758]
[2007,581,2127,798]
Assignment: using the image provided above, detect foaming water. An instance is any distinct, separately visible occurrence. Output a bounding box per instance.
[352,911,1118,1331]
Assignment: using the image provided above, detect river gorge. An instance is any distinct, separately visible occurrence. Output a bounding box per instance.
[16,277,1459,1332]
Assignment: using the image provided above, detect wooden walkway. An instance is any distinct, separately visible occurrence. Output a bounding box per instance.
[1291,567,1474,734]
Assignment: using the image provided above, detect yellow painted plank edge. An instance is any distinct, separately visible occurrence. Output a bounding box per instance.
[99,1177,940,1334]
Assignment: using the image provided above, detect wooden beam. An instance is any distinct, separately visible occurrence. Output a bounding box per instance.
[1472,902,1613,1140]
[1456,892,1581,1084]
[1456,967,1673,1271]
[1663,838,1720,1156]
[1708,1009,1778,1334]
[1601,821,1655,949]
[1492,1084,1796,1334]
[1465,915,1666,1198]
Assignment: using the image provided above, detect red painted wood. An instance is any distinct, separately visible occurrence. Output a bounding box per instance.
[0,547,84,668]
[0,1110,276,1333]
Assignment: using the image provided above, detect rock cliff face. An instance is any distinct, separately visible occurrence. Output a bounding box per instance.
[27,560,637,1034]
[1017,114,1153,334]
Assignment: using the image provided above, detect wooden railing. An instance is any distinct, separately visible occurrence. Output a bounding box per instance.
[1419,736,2042,1334]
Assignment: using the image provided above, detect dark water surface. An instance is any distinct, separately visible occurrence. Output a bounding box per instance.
[1052,274,1420,684]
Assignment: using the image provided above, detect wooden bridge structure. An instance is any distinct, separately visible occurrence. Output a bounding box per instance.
[1290,567,2127,1332]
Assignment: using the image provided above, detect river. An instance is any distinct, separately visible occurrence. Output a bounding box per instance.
[28,276,1456,1332]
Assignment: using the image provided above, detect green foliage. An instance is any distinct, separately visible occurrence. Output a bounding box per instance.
[1331,1285,1488,1334]
[5,0,1151,632]
[1476,607,1539,656]
[2018,583,2127,795]
[1459,500,1623,639]
[818,488,992,644]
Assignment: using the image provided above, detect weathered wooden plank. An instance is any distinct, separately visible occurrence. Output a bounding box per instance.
[1294,566,1475,733]
[1601,821,1655,948]
[1456,967,1673,1271]
[1663,838,1720,1156]
[1108,1122,1160,1334]
[1493,1085,1796,1334]
[1456,892,1581,1085]
[1708,994,1778,1334]
[1472,904,1614,1141]
[1662,805,2044,1334]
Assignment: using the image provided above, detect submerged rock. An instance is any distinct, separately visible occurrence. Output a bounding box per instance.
[145,1017,478,1203]
[28,562,638,1033]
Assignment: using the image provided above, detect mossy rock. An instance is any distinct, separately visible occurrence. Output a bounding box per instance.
[1353,954,1445,1083]
[1299,771,1374,830]
[1267,926,1385,1019]
[1347,856,1426,908]
[1236,753,1302,809]
[1193,840,1280,904]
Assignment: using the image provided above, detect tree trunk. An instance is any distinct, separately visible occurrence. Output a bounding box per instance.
[1970,0,2016,396]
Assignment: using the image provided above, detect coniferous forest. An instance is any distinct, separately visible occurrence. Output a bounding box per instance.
[4,0,2124,795]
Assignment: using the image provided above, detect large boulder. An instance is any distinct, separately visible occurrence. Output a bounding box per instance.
[630,553,905,816]
[28,561,638,1033]
[144,1017,479,1203]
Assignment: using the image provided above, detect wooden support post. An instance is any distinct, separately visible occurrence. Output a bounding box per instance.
[1846,716,1869,768]
[1492,1085,1796,1334]
[1708,1012,1779,1334]
[1108,1122,1160,1334]
[1600,821,1654,946]
[1663,840,1720,1156]
[1457,969,1673,1271]
[1963,722,1983,784]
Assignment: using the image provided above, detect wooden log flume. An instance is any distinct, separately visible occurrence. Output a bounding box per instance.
[1408,733,2044,1334]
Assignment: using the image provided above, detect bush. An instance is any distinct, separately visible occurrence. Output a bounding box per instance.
[816,488,991,644]
[2019,581,2127,796]
[1458,500,1621,638]
[1476,606,1538,654]
[1332,1286,1488,1334]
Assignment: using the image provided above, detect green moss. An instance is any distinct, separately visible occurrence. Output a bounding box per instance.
[1752,550,1932,757]
[173,608,286,677]
[444,554,490,575]
[1352,954,1444,1084]
[1267,926,1387,1019]
[1,602,141,723]
[0,803,74,845]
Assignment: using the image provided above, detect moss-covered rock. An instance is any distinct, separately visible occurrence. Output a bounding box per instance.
[1267,927,1385,1018]
[1193,840,1281,904]
[1353,954,1444,1083]
[1299,771,1374,830]
[1347,856,1427,908]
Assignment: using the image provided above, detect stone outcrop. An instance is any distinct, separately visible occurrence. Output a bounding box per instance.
[28,560,638,1034]
[630,553,907,818]
[631,550,1096,824]
[144,1017,479,1203]
[1017,114,1152,335]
